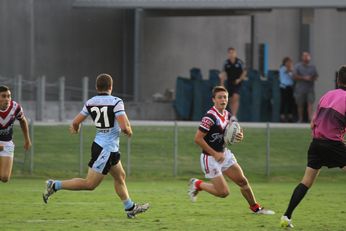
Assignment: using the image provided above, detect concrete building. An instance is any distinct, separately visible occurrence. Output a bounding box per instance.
[1,0,346,120]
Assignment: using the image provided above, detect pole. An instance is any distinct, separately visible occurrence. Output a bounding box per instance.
[17,75,22,102]
[79,123,83,176]
[173,121,178,176]
[36,76,45,121]
[82,76,88,102]
[266,122,270,177]
[29,120,34,175]
[133,8,143,102]
[59,76,65,122]
[127,137,131,176]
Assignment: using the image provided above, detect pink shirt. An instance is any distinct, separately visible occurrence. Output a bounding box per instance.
[312,88,346,141]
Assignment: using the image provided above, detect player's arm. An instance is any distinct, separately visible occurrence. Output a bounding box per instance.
[69,113,87,134]
[235,69,247,85]
[117,114,132,137]
[219,71,227,86]
[194,130,224,163]
[19,116,31,151]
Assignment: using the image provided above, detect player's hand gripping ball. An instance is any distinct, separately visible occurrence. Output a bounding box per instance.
[224,121,242,145]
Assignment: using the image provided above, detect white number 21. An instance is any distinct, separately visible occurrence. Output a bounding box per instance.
[91,106,110,127]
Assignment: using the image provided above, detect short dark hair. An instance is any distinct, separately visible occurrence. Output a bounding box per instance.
[0,85,10,93]
[282,57,292,66]
[212,86,228,98]
[96,73,113,92]
[227,47,236,52]
[337,65,346,85]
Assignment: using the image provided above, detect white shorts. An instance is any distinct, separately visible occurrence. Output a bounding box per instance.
[0,141,15,157]
[200,148,237,179]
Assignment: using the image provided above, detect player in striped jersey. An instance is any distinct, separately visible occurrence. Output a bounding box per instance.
[0,85,31,183]
[43,74,149,218]
[188,86,274,215]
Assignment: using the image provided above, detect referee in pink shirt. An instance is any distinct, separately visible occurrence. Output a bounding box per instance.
[280,65,346,228]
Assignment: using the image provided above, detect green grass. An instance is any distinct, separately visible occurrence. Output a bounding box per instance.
[5,125,346,230]
[1,178,346,231]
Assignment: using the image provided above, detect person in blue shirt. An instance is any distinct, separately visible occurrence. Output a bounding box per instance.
[42,74,149,218]
[279,57,295,122]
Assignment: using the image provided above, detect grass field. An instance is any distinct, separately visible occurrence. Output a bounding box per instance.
[1,178,346,231]
[5,124,346,230]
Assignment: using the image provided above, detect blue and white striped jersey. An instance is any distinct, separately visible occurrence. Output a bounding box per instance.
[80,94,126,152]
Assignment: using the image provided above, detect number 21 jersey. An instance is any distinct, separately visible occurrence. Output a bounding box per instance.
[80,93,125,152]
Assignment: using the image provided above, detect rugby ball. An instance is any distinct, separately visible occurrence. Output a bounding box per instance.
[224,121,241,145]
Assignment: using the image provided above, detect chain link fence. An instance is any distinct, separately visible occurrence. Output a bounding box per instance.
[12,121,314,179]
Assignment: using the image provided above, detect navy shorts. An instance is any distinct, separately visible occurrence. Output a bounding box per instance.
[88,142,120,175]
[307,139,346,169]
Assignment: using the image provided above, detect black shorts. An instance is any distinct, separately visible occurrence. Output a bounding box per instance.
[307,139,346,169]
[88,142,121,175]
[226,85,241,96]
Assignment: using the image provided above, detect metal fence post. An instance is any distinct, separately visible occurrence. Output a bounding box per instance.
[29,120,34,175]
[173,121,178,176]
[59,76,65,122]
[13,75,22,102]
[266,122,270,177]
[36,76,45,121]
[79,123,83,176]
[127,137,131,176]
[82,76,88,102]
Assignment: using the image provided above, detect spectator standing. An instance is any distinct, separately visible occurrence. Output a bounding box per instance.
[219,47,247,121]
[293,52,318,122]
[279,57,295,122]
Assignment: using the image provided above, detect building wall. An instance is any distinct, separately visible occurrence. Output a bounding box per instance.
[313,9,346,101]
[141,14,251,101]
[1,2,346,120]
[0,0,125,100]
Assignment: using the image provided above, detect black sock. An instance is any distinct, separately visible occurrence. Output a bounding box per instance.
[284,183,309,219]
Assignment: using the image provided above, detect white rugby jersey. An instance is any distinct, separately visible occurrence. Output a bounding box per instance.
[0,100,24,141]
[80,94,126,152]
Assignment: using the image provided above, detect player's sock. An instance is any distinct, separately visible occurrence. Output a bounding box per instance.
[284,183,309,219]
[123,198,135,211]
[54,180,62,191]
[195,180,203,191]
[250,203,261,212]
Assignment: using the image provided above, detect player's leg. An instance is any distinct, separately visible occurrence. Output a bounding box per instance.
[109,161,149,218]
[109,161,129,200]
[343,166,346,172]
[59,167,105,190]
[223,163,256,205]
[42,168,104,203]
[281,167,319,227]
[0,156,13,183]
[198,175,230,198]
[224,163,275,214]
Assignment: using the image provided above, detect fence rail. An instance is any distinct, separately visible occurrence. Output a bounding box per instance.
[12,121,311,179]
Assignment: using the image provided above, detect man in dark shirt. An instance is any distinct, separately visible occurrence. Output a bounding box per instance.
[219,48,247,120]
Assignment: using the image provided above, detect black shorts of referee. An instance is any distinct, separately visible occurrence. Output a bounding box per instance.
[308,139,346,169]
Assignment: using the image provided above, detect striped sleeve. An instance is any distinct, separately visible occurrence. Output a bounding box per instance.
[199,114,215,132]
[80,104,89,116]
[113,100,125,117]
[15,103,24,121]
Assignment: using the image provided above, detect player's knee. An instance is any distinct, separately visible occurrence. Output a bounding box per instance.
[237,177,249,188]
[0,176,10,183]
[114,171,126,184]
[85,182,97,190]
[217,189,230,198]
